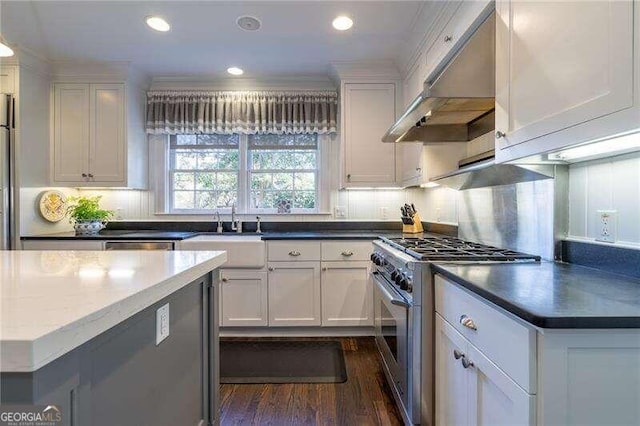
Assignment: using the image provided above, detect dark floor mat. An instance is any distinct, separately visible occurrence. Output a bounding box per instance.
[220,340,348,384]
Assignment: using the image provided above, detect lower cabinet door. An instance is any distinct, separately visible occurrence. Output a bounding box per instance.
[436,314,470,426]
[466,344,535,426]
[320,261,373,326]
[220,269,268,327]
[268,261,321,326]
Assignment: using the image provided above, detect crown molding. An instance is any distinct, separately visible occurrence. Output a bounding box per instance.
[329,60,401,83]
[11,47,52,77]
[50,60,150,87]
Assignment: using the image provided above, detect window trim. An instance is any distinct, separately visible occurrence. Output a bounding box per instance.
[152,133,329,215]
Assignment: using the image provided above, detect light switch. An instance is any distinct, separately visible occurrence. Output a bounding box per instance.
[156,303,170,345]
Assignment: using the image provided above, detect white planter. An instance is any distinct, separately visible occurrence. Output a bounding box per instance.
[73,220,106,236]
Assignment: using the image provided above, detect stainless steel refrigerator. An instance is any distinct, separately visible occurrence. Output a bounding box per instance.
[0,93,16,250]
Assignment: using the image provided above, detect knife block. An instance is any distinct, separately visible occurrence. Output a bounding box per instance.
[402,213,424,234]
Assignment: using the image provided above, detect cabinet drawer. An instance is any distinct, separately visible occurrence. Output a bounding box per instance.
[267,241,321,261]
[435,275,536,393]
[321,241,373,261]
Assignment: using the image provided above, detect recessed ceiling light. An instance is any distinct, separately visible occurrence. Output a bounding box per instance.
[145,16,171,32]
[0,42,14,57]
[237,16,261,31]
[227,67,244,76]
[332,15,353,31]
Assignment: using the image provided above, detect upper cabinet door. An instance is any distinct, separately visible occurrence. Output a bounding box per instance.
[89,84,125,182]
[54,84,90,182]
[495,0,634,159]
[343,83,397,186]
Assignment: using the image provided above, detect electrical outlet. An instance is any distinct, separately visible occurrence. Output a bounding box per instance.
[596,210,617,243]
[436,208,442,223]
[156,304,170,345]
[115,207,124,220]
[380,207,388,220]
[334,206,346,218]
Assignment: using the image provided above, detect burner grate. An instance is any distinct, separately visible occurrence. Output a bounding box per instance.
[382,236,540,262]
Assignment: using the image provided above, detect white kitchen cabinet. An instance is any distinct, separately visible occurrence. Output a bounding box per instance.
[435,313,534,426]
[400,143,469,187]
[435,314,469,426]
[267,261,321,326]
[436,274,640,425]
[52,82,146,188]
[0,66,17,94]
[495,0,637,163]
[321,261,373,326]
[342,83,398,187]
[219,269,268,327]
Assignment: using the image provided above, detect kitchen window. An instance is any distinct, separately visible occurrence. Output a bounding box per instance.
[166,133,320,213]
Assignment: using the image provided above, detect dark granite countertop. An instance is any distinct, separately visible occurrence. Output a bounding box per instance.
[21,231,199,241]
[432,262,640,329]
[22,230,434,241]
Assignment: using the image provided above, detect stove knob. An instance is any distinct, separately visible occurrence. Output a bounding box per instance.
[370,253,376,262]
[394,272,403,286]
[399,276,410,291]
[391,270,399,281]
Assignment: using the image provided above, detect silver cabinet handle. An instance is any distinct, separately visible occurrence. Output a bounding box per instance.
[416,167,421,172]
[268,266,274,271]
[288,250,301,257]
[461,357,474,369]
[453,349,463,360]
[341,251,354,257]
[460,315,477,331]
[347,174,351,181]
[495,131,506,139]
[444,35,453,42]
[221,277,228,282]
[82,173,87,177]
[322,267,327,271]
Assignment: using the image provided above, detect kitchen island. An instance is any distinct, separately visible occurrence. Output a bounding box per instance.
[0,250,226,426]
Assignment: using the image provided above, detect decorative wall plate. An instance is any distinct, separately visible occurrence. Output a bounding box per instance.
[38,190,68,222]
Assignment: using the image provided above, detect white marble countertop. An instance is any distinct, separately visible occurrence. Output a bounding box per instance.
[0,250,227,372]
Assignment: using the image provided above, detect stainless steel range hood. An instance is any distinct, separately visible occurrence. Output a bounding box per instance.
[382,11,495,143]
[431,150,557,190]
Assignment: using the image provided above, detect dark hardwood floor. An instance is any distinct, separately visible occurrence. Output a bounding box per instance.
[219,337,404,425]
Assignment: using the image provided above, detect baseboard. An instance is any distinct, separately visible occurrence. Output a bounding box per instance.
[220,326,374,338]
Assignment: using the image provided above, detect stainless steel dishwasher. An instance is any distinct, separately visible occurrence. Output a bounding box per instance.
[104,241,176,250]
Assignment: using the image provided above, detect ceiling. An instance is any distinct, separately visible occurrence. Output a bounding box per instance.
[1,1,424,78]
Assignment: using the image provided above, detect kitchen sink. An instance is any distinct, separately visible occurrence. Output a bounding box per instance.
[180,234,265,268]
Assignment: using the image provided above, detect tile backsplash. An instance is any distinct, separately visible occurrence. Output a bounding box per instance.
[568,151,640,246]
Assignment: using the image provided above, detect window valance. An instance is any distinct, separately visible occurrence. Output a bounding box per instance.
[146,90,338,135]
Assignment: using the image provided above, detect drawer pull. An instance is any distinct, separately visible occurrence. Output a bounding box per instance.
[444,35,453,42]
[461,357,474,369]
[221,277,228,282]
[460,315,477,331]
[288,250,301,257]
[453,349,463,360]
[341,251,354,257]
[268,267,274,271]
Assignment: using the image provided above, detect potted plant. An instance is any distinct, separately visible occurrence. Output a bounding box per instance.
[67,195,114,236]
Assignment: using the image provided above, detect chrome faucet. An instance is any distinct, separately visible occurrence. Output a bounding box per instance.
[256,216,262,233]
[215,211,223,233]
[231,204,242,233]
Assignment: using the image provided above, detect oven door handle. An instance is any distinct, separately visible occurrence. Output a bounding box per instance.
[374,273,411,308]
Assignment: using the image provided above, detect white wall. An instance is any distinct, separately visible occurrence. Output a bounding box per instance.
[568,151,640,247]
[75,185,458,224]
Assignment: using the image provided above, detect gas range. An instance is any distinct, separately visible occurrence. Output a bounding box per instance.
[371,235,540,425]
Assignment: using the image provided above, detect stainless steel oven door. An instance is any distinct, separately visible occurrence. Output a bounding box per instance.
[373,271,410,410]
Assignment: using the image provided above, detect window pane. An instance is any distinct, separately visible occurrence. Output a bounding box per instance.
[175,135,197,145]
[173,172,194,190]
[294,152,317,169]
[174,191,194,209]
[272,173,293,190]
[216,191,237,207]
[251,173,273,190]
[217,172,238,191]
[174,151,197,169]
[294,191,316,209]
[195,172,216,190]
[197,134,239,146]
[195,191,217,209]
[249,134,317,149]
[294,173,315,190]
